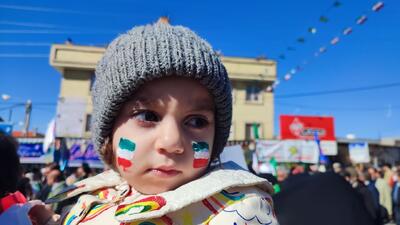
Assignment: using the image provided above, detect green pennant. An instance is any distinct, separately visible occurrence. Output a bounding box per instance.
[297,37,305,43]
[319,16,329,23]
[333,1,342,7]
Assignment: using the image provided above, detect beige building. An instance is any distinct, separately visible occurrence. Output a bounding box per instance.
[50,44,276,141]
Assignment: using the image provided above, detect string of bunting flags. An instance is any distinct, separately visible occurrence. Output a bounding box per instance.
[278,0,344,62]
[267,1,385,92]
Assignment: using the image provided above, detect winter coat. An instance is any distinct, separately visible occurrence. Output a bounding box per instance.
[47,161,279,225]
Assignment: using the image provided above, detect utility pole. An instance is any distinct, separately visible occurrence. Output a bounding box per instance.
[23,100,32,137]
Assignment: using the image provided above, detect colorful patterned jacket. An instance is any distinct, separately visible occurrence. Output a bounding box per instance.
[48,162,279,225]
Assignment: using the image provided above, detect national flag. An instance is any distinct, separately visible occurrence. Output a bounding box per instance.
[319,16,329,23]
[343,27,353,35]
[372,2,384,12]
[333,1,342,7]
[330,37,340,45]
[117,138,136,171]
[356,15,368,25]
[192,142,209,168]
[297,37,305,43]
[308,27,317,34]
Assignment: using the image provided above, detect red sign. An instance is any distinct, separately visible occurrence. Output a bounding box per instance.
[280,115,335,140]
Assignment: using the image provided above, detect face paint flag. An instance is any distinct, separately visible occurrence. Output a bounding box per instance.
[192,142,210,168]
[343,27,353,35]
[117,138,136,171]
[356,15,368,25]
[330,37,340,45]
[372,2,384,12]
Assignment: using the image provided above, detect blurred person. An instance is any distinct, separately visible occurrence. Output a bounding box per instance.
[276,165,289,183]
[369,167,392,219]
[344,167,382,224]
[66,163,92,185]
[274,170,377,225]
[0,132,58,225]
[383,163,395,188]
[333,162,342,173]
[392,169,400,225]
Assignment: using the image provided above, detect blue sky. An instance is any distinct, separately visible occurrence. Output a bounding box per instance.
[0,0,399,139]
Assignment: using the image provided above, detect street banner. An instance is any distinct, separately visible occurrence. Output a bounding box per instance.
[349,142,370,163]
[18,138,53,164]
[256,140,320,163]
[55,97,86,137]
[280,115,335,141]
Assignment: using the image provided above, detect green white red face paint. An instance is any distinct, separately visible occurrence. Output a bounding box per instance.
[192,141,210,168]
[117,138,136,171]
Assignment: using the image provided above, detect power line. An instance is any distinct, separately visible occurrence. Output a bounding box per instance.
[0,54,48,58]
[275,82,400,99]
[0,4,126,17]
[0,42,52,46]
[0,29,115,34]
[276,102,400,112]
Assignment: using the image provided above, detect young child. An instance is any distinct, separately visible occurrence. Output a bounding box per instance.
[49,21,279,225]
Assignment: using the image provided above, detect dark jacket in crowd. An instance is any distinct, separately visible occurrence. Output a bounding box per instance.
[273,172,378,225]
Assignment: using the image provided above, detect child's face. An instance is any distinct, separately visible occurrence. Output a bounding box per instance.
[111,77,215,194]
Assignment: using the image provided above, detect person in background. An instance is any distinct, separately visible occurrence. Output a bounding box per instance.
[392,170,400,225]
[383,163,395,188]
[0,132,58,225]
[66,163,92,185]
[332,162,342,174]
[369,167,392,219]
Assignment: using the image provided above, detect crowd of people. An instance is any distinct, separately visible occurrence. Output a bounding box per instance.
[263,161,400,225]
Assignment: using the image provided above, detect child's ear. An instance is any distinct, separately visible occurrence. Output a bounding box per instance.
[99,137,116,170]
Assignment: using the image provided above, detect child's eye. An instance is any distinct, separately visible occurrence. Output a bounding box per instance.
[185,116,209,129]
[132,110,160,123]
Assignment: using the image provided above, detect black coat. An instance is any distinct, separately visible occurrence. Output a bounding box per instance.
[273,172,378,225]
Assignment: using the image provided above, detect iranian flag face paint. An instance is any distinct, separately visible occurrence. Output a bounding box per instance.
[117,138,136,171]
[192,141,210,168]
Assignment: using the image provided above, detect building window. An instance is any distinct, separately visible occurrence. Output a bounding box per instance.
[245,123,262,140]
[85,114,92,132]
[245,85,262,103]
[89,73,95,93]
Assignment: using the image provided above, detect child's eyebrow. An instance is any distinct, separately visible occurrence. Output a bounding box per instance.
[189,99,215,112]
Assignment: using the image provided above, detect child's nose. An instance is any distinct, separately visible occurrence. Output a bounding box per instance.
[155,117,185,154]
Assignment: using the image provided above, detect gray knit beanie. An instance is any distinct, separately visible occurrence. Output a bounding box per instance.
[92,22,232,166]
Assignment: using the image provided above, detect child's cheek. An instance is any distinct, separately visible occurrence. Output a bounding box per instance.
[117,138,136,171]
[192,141,210,168]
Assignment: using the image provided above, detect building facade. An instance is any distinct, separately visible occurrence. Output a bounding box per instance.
[50,44,276,141]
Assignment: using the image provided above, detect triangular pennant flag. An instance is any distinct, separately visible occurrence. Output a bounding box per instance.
[287,46,296,51]
[356,15,368,25]
[372,1,384,12]
[297,37,305,43]
[343,27,353,35]
[319,16,329,23]
[308,27,317,34]
[330,37,340,45]
[333,1,342,7]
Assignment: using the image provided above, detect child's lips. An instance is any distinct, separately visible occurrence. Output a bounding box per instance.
[148,166,181,177]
